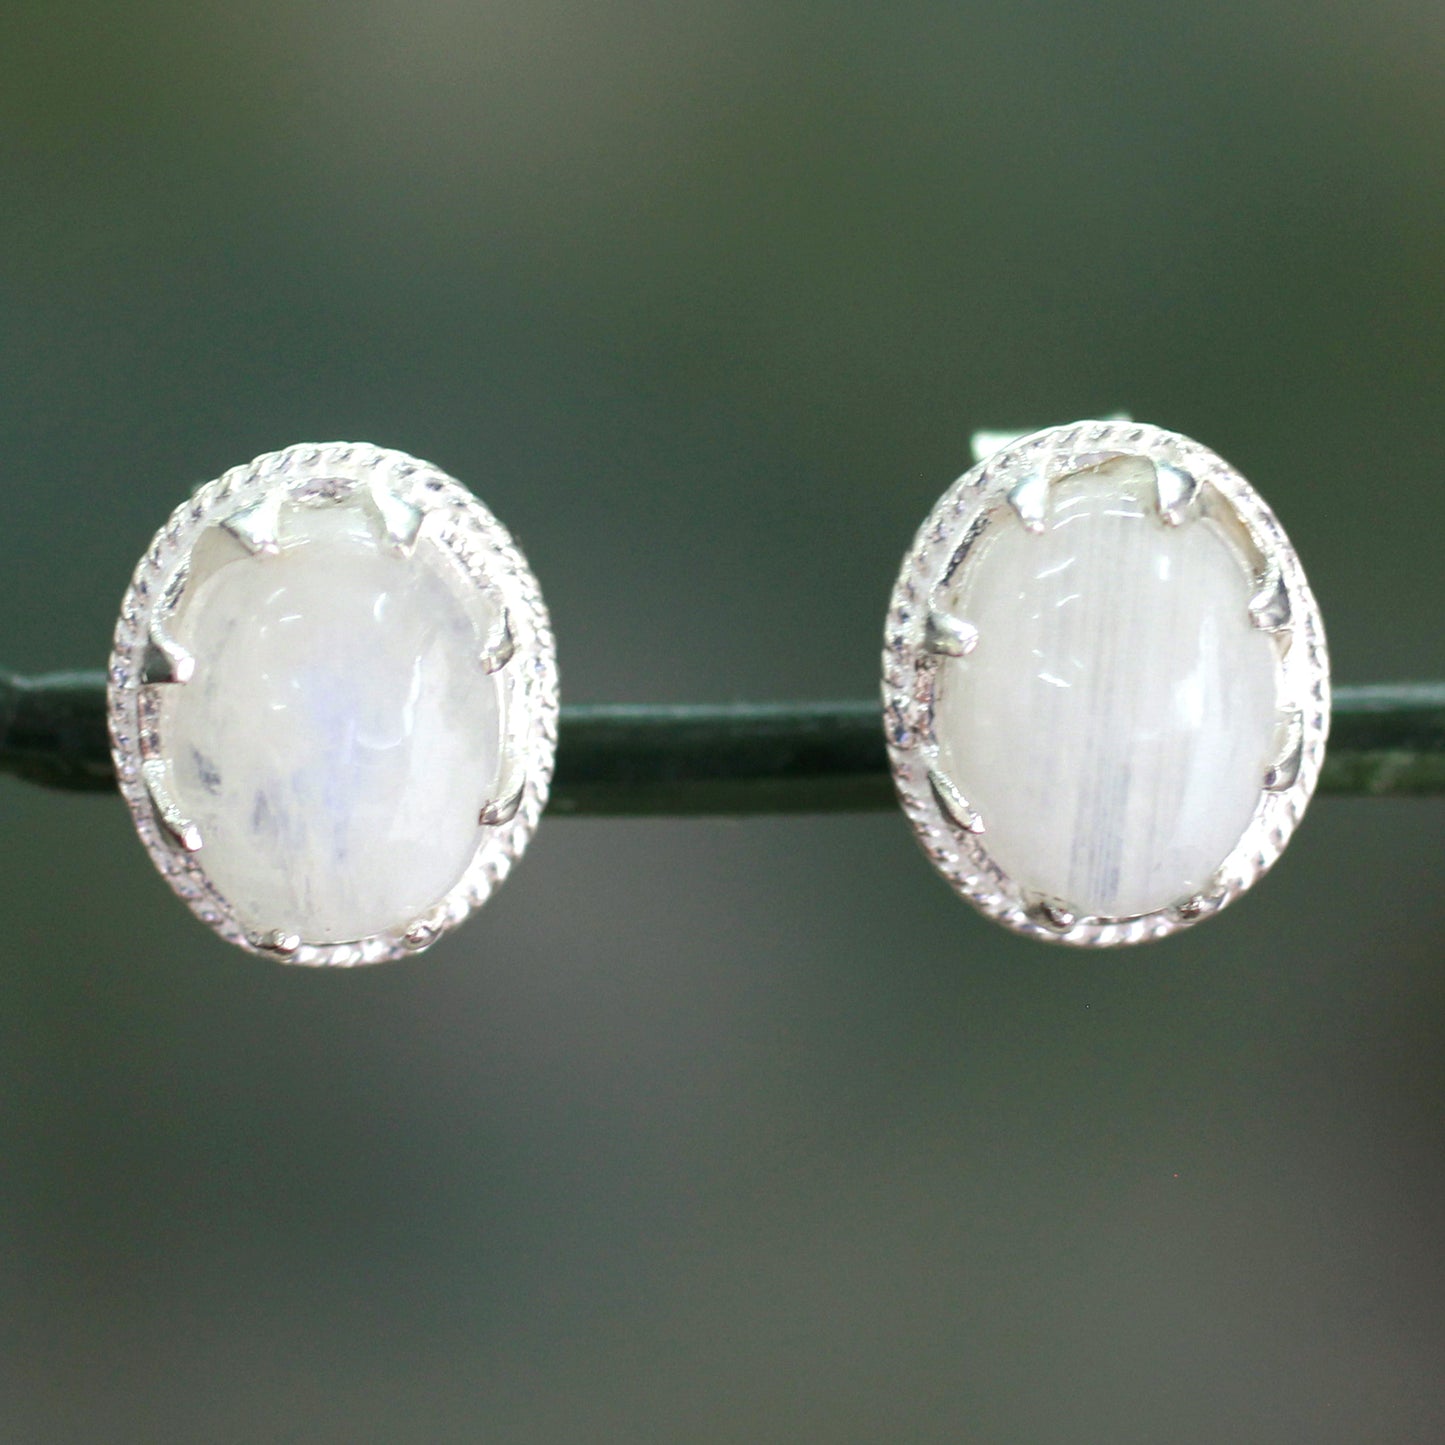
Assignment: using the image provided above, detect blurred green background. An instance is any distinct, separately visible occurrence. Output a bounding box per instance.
[2,2,1443,1440]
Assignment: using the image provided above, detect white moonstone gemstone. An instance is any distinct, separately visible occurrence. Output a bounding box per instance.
[933,458,1281,919]
[160,498,503,943]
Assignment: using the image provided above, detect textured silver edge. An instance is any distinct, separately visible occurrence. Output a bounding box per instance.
[882,420,1331,947]
[107,442,559,966]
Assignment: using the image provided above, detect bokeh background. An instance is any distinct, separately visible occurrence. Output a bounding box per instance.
[3,2,1443,1440]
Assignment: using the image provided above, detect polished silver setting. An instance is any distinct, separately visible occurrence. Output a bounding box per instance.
[108,442,559,965]
[478,781,525,827]
[1248,568,1292,632]
[928,767,985,835]
[220,492,284,555]
[250,929,302,958]
[364,479,426,554]
[481,608,516,674]
[141,621,195,686]
[1005,471,1050,534]
[1154,460,1202,526]
[923,609,979,659]
[141,757,203,853]
[1026,896,1077,933]
[883,419,1330,947]
[1265,712,1306,792]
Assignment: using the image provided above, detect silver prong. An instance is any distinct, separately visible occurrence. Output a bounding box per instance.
[249,929,301,956]
[928,768,984,834]
[1005,472,1049,534]
[1174,876,1226,923]
[403,920,439,951]
[141,620,195,685]
[1153,461,1201,526]
[367,481,426,554]
[479,781,524,827]
[482,608,516,674]
[924,610,978,658]
[1248,569,1292,631]
[1265,712,1305,792]
[141,758,202,852]
[1025,896,1077,932]
[221,493,284,555]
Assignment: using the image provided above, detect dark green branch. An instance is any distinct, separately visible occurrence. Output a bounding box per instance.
[1,671,118,793]
[2,670,1442,814]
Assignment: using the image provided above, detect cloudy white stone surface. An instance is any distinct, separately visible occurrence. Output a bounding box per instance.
[932,458,1281,919]
[160,499,503,943]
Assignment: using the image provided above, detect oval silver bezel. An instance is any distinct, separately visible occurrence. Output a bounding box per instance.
[882,420,1330,947]
[108,442,559,965]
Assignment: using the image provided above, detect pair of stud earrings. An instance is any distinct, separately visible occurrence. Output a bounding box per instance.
[108,422,1328,962]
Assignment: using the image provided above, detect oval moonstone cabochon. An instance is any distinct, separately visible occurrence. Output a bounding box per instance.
[108,444,558,965]
[883,421,1329,947]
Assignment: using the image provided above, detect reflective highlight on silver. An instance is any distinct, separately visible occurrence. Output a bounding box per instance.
[928,766,985,835]
[141,621,195,686]
[109,443,559,965]
[924,610,979,659]
[1153,460,1202,526]
[141,756,203,854]
[883,420,1330,946]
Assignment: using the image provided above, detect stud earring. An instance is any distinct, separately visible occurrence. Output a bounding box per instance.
[883,420,1329,946]
[108,443,558,964]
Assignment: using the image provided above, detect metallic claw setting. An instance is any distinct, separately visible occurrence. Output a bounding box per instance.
[220,493,285,556]
[1025,896,1077,933]
[141,758,202,852]
[365,481,426,554]
[403,921,439,950]
[924,610,979,658]
[1005,472,1049,534]
[928,767,984,835]
[249,929,302,956]
[479,782,524,827]
[1153,461,1201,526]
[141,622,195,685]
[887,419,1329,948]
[1265,713,1305,791]
[482,608,516,674]
[1174,872,1227,921]
[1248,570,1292,632]
[109,443,561,966]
